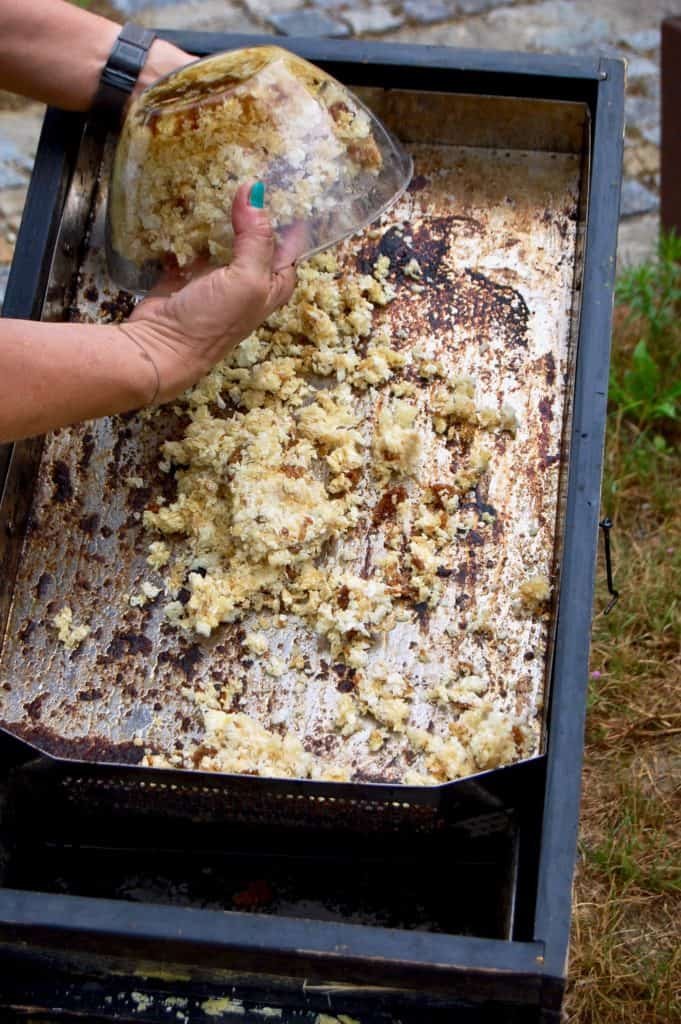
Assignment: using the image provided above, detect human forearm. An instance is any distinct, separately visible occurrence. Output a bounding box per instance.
[0,319,156,442]
[0,187,296,444]
[0,0,190,111]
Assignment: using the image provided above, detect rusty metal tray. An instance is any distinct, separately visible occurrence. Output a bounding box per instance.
[0,86,589,815]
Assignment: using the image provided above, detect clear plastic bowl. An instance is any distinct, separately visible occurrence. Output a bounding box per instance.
[106,45,413,292]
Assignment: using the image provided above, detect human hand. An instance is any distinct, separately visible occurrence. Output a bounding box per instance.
[119,183,297,404]
[130,39,196,104]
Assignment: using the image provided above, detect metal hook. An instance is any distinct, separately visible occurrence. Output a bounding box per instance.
[599,517,619,615]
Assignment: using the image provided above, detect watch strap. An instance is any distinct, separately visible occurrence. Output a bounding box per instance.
[92,23,156,126]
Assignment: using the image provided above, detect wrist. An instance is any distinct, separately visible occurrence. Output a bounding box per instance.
[119,314,211,405]
[114,323,162,407]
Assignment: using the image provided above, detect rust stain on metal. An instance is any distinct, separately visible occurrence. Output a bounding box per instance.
[51,460,73,503]
[372,486,408,526]
[105,631,154,660]
[6,720,146,764]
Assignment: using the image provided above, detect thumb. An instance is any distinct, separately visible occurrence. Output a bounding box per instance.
[274,219,309,270]
[231,181,276,278]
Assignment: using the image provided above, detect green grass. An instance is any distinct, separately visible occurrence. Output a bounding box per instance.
[68,1,122,19]
[605,231,681,502]
[588,787,681,895]
[615,232,681,353]
[566,232,681,1023]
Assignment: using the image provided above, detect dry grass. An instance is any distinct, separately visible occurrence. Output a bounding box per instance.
[565,240,681,1023]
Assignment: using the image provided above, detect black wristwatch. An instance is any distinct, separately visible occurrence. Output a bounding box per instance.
[91,23,157,127]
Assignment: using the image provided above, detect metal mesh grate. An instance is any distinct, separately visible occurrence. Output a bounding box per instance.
[58,771,447,833]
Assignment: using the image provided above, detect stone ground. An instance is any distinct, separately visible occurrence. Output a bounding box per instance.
[1,0,680,308]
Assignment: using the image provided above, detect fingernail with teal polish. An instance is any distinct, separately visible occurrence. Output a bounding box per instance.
[249,181,265,208]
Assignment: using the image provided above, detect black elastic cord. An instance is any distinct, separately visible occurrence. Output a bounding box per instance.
[599,517,619,615]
